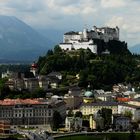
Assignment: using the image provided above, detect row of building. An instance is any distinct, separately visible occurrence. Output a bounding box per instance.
[0,97,66,132]
[0,86,140,132]
[2,63,62,91]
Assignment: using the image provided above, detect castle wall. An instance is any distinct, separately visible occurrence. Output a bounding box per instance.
[60,26,119,54]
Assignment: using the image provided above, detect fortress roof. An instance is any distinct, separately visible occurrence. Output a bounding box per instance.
[64,31,79,35]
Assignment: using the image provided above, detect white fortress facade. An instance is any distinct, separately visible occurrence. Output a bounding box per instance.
[59,26,119,54]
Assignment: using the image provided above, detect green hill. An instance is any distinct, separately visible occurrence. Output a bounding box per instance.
[37,43,140,90]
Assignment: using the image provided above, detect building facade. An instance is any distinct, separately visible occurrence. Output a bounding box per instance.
[59,26,119,53]
[80,102,118,116]
[118,104,140,122]
[0,99,66,129]
[113,115,131,131]
[65,117,82,131]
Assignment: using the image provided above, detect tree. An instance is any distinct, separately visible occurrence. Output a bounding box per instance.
[67,109,74,117]
[74,111,82,118]
[98,108,112,129]
[124,110,133,119]
[46,49,53,56]
[31,88,45,98]
[53,111,62,131]
[54,45,62,54]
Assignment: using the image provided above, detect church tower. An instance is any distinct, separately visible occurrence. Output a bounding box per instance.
[30,62,38,77]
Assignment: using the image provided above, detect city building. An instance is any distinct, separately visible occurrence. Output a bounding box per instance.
[0,120,10,134]
[24,78,39,91]
[80,102,118,116]
[127,98,140,106]
[89,114,104,130]
[64,86,83,109]
[64,93,83,109]
[38,76,49,90]
[65,117,82,131]
[113,83,132,93]
[113,115,131,131]
[118,104,140,122]
[95,93,114,102]
[47,72,62,80]
[30,62,38,77]
[0,98,66,129]
[68,86,82,96]
[83,90,95,104]
[1,70,14,79]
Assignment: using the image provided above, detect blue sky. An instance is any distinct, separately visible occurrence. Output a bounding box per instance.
[0,0,139,46]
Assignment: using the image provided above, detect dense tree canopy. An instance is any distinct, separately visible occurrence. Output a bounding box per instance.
[53,111,62,130]
[98,108,112,129]
[37,44,140,90]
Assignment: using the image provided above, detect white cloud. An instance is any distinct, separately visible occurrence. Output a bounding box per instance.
[106,16,140,45]
[0,0,139,45]
[106,16,124,27]
[101,0,126,8]
[106,16,140,33]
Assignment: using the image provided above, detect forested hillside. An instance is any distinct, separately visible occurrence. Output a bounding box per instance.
[37,45,140,90]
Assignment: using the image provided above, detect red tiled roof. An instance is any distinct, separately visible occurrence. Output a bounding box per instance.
[117,97,131,102]
[31,63,37,68]
[0,98,45,106]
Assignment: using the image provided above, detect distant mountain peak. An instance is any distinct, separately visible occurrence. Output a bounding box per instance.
[0,15,53,61]
[129,44,140,54]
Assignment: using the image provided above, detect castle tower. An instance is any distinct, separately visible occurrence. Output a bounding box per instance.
[93,26,97,32]
[30,62,38,77]
[83,28,88,40]
[116,26,119,40]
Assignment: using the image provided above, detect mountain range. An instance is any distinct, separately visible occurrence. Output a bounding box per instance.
[128,44,140,54]
[0,15,54,61]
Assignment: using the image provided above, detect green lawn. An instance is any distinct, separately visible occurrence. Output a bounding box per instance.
[55,132,140,140]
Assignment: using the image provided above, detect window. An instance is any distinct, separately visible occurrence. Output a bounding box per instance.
[48,110,51,116]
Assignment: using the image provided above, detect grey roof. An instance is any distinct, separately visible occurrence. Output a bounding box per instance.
[130,98,140,102]
[47,72,62,77]
[81,101,120,107]
[119,103,140,109]
[69,86,81,91]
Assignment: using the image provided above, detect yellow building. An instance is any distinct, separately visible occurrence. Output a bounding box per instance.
[89,115,96,129]
[80,102,118,116]
[127,98,140,106]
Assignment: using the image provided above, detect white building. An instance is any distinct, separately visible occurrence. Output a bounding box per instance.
[118,104,140,122]
[60,40,97,54]
[59,26,119,53]
[24,78,39,91]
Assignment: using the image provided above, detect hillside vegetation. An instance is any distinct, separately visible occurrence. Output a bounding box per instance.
[37,43,140,90]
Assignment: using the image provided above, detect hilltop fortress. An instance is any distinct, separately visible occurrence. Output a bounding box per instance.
[59,26,120,54]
